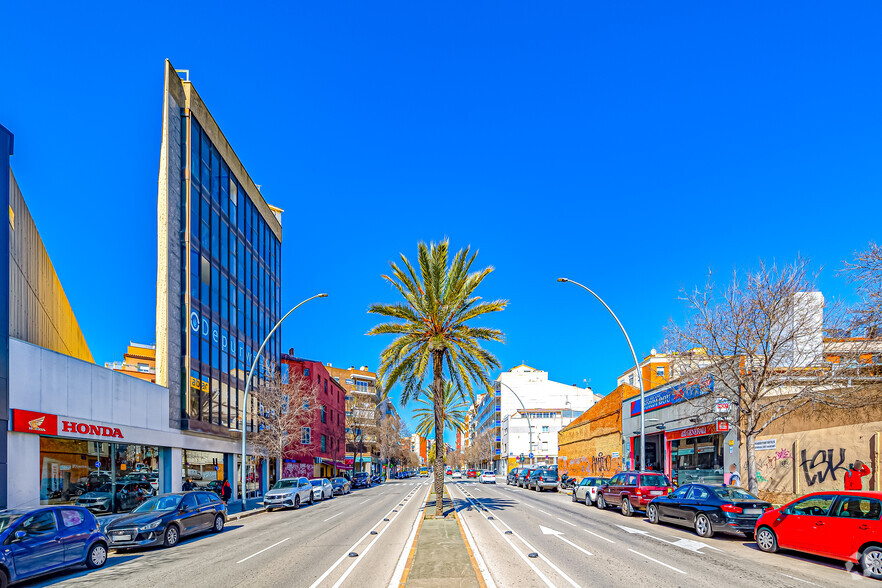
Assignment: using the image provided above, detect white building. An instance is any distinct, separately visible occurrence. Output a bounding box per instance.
[476,365,602,474]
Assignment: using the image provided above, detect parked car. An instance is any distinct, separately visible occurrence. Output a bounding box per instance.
[479,471,497,484]
[573,477,609,505]
[647,484,770,538]
[263,478,314,510]
[0,506,108,586]
[755,491,882,579]
[371,474,383,486]
[452,470,463,479]
[104,491,226,549]
[331,478,351,495]
[310,478,334,501]
[507,468,520,485]
[528,467,559,492]
[352,472,372,489]
[597,471,672,516]
[75,481,152,514]
[204,480,223,496]
[517,467,536,488]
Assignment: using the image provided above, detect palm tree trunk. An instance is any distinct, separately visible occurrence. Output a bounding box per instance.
[433,350,445,516]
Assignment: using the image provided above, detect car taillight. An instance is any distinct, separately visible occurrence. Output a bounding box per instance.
[635,490,642,496]
[721,504,743,514]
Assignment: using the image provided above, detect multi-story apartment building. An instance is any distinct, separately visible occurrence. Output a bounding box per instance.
[326,364,381,474]
[105,342,157,383]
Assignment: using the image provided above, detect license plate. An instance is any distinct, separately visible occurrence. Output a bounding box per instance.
[743,508,763,516]
[650,490,663,495]
[112,534,132,542]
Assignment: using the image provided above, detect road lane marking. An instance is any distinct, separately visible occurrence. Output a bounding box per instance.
[308,486,422,588]
[627,549,686,575]
[324,512,343,522]
[237,537,290,563]
[454,492,497,588]
[582,529,615,544]
[540,526,593,556]
[536,509,551,516]
[388,485,432,588]
[357,499,370,505]
[779,574,821,586]
[555,517,577,527]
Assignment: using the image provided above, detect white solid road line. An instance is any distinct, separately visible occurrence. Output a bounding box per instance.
[388,485,433,588]
[357,499,370,505]
[627,549,686,575]
[582,528,615,544]
[455,488,498,588]
[237,537,291,564]
[308,486,420,588]
[779,573,821,586]
[323,512,343,522]
[556,517,577,527]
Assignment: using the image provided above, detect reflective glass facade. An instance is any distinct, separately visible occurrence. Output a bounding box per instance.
[181,117,281,434]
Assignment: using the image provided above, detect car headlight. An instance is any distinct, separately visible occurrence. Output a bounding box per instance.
[139,519,163,531]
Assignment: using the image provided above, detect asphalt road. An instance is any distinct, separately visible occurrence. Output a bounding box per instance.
[24,479,433,588]
[450,480,873,588]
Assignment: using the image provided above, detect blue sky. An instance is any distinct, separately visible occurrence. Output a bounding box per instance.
[2,3,881,437]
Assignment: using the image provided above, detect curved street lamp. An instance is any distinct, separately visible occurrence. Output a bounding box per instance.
[497,380,533,466]
[239,292,328,510]
[557,278,647,471]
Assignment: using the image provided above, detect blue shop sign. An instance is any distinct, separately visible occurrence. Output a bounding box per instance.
[630,376,714,416]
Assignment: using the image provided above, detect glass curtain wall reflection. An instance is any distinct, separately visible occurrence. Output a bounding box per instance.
[182,116,282,435]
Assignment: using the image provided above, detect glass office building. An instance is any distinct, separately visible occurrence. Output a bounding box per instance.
[157,61,282,439]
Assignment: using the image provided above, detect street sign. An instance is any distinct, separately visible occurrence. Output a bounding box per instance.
[528,452,534,459]
[94,461,101,468]
[715,399,731,413]
[716,420,729,432]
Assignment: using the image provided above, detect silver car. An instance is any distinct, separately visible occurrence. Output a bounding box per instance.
[309,478,333,501]
[573,476,609,505]
[263,477,314,510]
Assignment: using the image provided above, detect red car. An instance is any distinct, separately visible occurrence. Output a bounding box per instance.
[596,471,672,516]
[755,491,882,579]
[467,469,478,479]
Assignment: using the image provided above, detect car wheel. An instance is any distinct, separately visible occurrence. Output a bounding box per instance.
[294,495,301,510]
[213,514,225,533]
[756,526,778,553]
[861,546,882,579]
[86,542,108,569]
[694,514,714,538]
[597,494,606,510]
[585,494,591,506]
[647,504,660,524]
[0,569,8,588]
[572,491,577,502]
[621,498,633,517]
[163,524,180,548]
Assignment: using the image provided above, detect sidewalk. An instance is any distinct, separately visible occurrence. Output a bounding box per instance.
[227,497,266,521]
[404,485,482,588]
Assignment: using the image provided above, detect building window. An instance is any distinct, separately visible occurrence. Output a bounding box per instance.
[542,426,549,433]
[628,374,635,385]
[656,366,664,378]
[321,405,326,424]
[304,368,310,377]
[321,435,326,452]
[301,427,311,445]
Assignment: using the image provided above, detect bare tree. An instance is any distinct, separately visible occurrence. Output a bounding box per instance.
[377,416,403,477]
[250,361,319,465]
[842,242,882,334]
[666,258,873,494]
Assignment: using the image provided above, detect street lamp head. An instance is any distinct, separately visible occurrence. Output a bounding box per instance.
[318,293,329,298]
[556,278,569,283]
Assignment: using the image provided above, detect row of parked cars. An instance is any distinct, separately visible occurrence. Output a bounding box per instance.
[519,468,882,580]
[507,465,561,491]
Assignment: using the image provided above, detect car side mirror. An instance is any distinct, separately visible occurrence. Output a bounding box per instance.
[180,505,191,513]
[14,530,27,542]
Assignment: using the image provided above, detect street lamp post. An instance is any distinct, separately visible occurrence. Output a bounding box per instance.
[239,293,328,511]
[497,381,533,466]
[557,278,646,471]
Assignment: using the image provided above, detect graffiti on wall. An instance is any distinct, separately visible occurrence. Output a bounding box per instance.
[560,451,621,478]
[800,448,848,487]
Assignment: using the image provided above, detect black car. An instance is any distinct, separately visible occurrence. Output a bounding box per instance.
[104,491,226,549]
[647,483,771,538]
[507,468,520,485]
[351,472,371,489]
[331,477,351,495]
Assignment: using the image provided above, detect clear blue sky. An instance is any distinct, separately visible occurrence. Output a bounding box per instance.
[2,3,881,437]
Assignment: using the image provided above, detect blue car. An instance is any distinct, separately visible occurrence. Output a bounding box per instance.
[0,506,108,586]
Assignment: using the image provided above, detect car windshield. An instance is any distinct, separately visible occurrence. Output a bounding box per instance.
[93,484,113,493]
[133,495,181,513]
[355,473,368,479]
[310,480,322,486]
[641,474,670,487]
[332,478,344,484]
[272,480,298,490]
[0,514,22,533]
[713,487,759,501]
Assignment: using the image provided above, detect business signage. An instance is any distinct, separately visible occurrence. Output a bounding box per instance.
[12,409,125,439]
[666,423,718,441]
[630,376,713,417]
[716,420,730,432]
[754,439,776,451]
[715,399,732,413]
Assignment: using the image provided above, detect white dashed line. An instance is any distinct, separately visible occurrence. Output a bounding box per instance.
[237,537,291,563]
[627,549,686,575]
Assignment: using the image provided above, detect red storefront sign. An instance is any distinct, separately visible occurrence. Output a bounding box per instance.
[666,423,718,441]
[11,409,125,439]
[717,420,730,432]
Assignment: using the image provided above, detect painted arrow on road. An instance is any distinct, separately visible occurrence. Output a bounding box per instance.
[615,525,721,553]
[539,526,593,556]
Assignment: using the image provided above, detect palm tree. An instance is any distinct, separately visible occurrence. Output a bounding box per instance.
[368,239,506,515]
[412,382,468,441]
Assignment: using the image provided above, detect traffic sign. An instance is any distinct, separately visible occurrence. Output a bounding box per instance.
[529,452,534,458]
[94,461,101,468]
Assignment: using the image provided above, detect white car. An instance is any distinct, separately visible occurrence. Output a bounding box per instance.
[263,477,315,510]
[310,478,334,501]
[479,471,496,484]
[452,470,463,479]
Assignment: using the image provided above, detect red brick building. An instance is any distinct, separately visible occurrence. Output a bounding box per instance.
[281,355,348,478]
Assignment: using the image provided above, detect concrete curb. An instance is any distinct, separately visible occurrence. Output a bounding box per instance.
[228,507,266,521]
